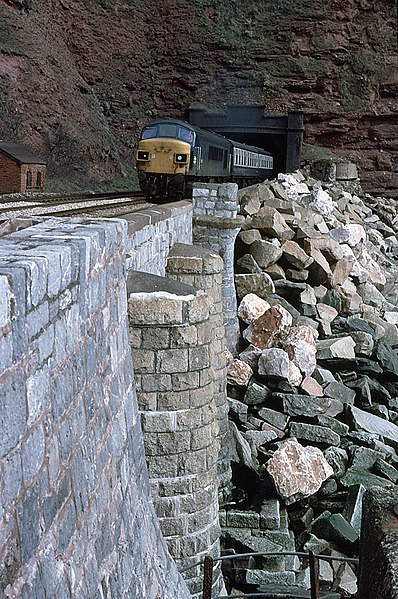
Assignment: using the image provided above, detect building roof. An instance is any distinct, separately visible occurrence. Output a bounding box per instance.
[0,141,46,165]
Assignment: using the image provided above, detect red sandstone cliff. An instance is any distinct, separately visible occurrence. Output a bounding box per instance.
[0,0,396,195]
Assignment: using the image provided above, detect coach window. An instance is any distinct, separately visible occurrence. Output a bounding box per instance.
[26,171,32,189]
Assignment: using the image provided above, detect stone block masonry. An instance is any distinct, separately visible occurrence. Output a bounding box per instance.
[123,200,192,275]
[128,271,224,599]
[191,183,244,352]
[166,242,232,506]
[0,217,190,599]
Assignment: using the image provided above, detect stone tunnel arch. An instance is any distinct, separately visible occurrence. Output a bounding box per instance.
[188,105,304,176]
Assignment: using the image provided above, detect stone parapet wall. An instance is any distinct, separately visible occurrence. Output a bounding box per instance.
[0,217,190,599]
[124,200,192,275]
[166,242,232,505]
[127,271,223,599]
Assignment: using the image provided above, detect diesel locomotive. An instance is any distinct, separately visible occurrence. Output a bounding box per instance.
[135,118,274,201]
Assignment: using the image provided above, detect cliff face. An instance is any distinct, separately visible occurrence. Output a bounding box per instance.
[0,0,397,194]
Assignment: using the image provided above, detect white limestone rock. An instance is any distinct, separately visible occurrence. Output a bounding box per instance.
[227,358,253,387]
[266,439,333,504]
[238,293,271,324]
[316,336,356,360]
[280,324,317,377]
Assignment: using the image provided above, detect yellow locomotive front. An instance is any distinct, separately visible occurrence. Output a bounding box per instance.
[135,120,194,200]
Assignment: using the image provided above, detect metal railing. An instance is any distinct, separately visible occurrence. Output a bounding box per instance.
[180,550,359,599]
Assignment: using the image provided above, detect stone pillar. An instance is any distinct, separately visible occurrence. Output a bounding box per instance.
[191,182,244,353]
[166,243,232,506]
[127,271,223,599]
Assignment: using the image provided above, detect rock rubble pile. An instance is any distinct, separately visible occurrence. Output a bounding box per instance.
[223,171,398,597]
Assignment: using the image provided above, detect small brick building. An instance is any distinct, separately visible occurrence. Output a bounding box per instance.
[0,141,46,194]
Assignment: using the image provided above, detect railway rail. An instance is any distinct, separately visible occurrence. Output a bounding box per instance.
[0,190,149,220]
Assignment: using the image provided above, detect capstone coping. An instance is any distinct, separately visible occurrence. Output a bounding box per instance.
[127,271,210,326]
[127,270,197,297]
[193,215,245,229]
[168,242,223,274]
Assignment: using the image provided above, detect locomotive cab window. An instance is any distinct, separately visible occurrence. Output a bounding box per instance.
[141,126,158,140]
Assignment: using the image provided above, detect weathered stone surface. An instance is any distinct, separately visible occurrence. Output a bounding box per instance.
[311,512,358,546]
[277,393,344,418]
[300,376,324,396]
[343,484,366,535]
[236,253,263,273]
[324,446,349,478]
[316,336,356,360]
[250,206,295,241]
[238,228,262,245]
[340,467,393,489]
[280,324,317,376]
[260,498,281,530]
[243,381,271,405]
[238,293,271,324]
[324,382,356,405]
[245,430,279,456]
[307,246,332,284]
[228,397,248,423]
[349,405,398,445]
[266,439,333,503]
[239,344,262,370]
[258,348,290,379]
[289,422,340,446]
[235,272,275,299]
[258,407,289,431]
[229,421,258,471]
[281,240,313,269]
[250,239,283,269]
[245,304,292,349]
[330,258,353,287]
[227,358,253,387]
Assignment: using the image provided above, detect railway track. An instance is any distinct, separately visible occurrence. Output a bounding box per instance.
[0,190,149,220]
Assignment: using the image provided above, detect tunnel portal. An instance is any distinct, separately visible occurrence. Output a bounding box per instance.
[188,105,304,176]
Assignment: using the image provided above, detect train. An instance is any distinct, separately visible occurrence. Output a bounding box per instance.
[135,118,274,201]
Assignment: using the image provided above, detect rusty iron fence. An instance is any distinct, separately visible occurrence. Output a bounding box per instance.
[180,550,359,599]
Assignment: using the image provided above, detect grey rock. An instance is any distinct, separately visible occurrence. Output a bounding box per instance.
[289,422,340,446]
[340,467,393,489]
[311,512,358,547]
[324,382,356,405]
[343,483,366,535]
[243,381,271,405]
[349,405,398,446]
[250,239,283,269]
[275,393,344,418]
[258,406,289,431]
[373,458,398,483]
[236,253,263,273]
[324,446,349,478]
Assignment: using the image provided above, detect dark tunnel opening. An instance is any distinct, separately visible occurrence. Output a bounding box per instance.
[218,131,286,177]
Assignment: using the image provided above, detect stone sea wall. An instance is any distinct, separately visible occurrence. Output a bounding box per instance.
[0,215,191,599]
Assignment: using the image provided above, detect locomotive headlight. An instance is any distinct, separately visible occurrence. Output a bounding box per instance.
[174,153,188,165]
[137,150,149,161]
